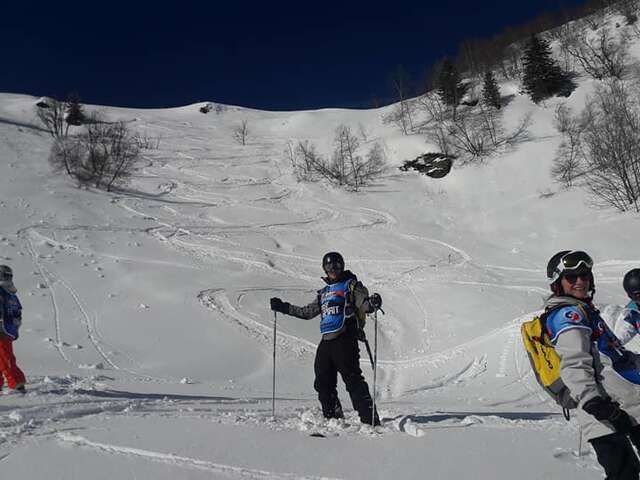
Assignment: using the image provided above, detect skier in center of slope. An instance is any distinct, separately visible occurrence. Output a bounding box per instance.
[270,252,383,426]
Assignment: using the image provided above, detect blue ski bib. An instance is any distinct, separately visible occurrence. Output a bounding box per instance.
[319,279,355,334]
[0,289,22,340]
[622,300,640,331]
[547,304,640,384]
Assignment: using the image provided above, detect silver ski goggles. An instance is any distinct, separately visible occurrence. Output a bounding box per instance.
[552,251,593,281]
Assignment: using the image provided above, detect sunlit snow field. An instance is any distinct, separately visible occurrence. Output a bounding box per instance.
[2,17,640,477]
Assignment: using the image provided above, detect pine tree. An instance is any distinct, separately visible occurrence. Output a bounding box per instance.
[436,58,467,107]
[482,71,501,109]
[522,35,566,103]
[65,93,85,127]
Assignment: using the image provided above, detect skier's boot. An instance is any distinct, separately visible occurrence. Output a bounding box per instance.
[321,393,344,419]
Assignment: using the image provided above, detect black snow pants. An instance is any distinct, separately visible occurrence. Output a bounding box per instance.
[313,332,379,426]
[590,431,640,480]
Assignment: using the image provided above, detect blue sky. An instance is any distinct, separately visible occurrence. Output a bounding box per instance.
[1,1,587,110]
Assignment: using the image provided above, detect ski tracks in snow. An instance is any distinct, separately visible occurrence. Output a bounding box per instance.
[198,288,316,360]
[21,229,178,384]
[23,232,119,370]
[58,433,342,480]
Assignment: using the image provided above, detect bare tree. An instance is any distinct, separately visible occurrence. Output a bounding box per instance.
[417,92,452,155]
[133,131,161,150]
[103,122,140,191]
[564,28,629,80]
[555,80,640,211]
[286,126,386,190]
[556,23,583,72]
[233,119,249,145]
[382,66,415,134]
[48,111,140,191]
[49,136,82,176]
[552,104,586,187]
[327,127,386,191]
[582,81,640,210]
[614,0,638,24]
[331,125,360,187]
[417,91,529,162]
[80,114,112,187]
[36,98,68,138]
[285,140,321,181]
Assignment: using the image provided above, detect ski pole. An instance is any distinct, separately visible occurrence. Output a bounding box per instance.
[578,424,583,457]
[363,338,375,369]
[372,308,378,427]
[272,311,277,419]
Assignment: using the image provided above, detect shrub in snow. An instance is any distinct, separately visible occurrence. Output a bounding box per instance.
[285,140,320,182]
[552,104,584,188]
[553,80,640,212]
[418,92,530,163]
[36,98,68,138]
[381,99,417,135]
[49,111,140,192]
[615,0,639,24]
[232,119,249,145]
[286,125,387,191]
[561,28,629,80]
[133,131,161,150]
[382,66,415,135]
[37,95,87,137]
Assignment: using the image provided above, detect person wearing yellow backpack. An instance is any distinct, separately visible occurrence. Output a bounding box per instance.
[544,251,640,479]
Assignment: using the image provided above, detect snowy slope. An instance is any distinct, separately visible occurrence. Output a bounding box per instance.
[3,18,640,480]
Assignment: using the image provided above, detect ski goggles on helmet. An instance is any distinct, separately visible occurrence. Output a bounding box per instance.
[549,251,593,283]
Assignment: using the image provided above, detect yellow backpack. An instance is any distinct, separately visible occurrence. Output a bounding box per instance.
[348,280,369,330]
[521,310,578,413]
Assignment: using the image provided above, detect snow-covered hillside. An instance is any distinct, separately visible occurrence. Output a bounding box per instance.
[3,18,640,480]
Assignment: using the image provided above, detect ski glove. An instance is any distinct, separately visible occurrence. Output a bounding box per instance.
[368,293,383,310]
[583,396,634,434]
[270,297,290,314]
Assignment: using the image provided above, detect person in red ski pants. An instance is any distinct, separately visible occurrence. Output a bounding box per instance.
[0,265,25,393]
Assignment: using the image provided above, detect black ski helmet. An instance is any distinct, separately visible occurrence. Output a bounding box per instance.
[0,265,12,282]
[546,250,595,295]
[623,269,640,297]
[322,251,344,274]
[547,250,571,284]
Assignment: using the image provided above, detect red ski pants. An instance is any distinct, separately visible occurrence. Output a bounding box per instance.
[0,337,25,389]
